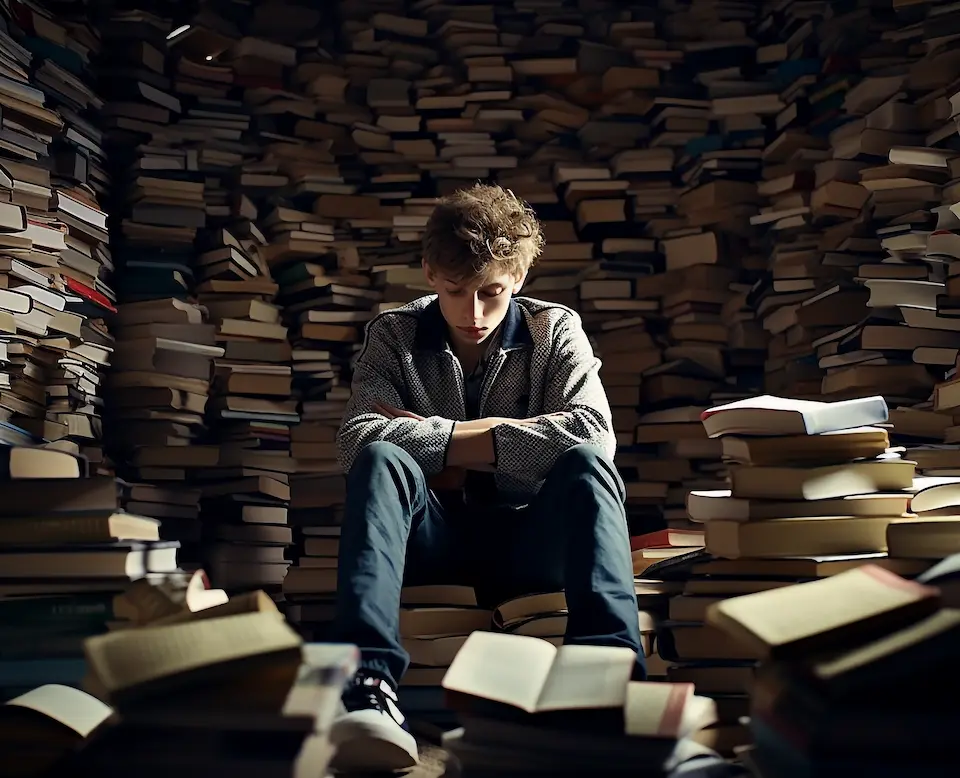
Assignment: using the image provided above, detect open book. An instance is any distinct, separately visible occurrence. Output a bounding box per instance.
[0,684,112,777]
[442,631,712,738]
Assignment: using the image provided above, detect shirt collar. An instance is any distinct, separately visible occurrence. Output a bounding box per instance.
[414,296,533,353]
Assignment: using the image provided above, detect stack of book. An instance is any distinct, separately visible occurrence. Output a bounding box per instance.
[11,1,118,471]
[96,8,224,564]
[746,6,878,402]
[656,394,921,754]
[440,631,722,775]
[397,583,669,732]
[0,451,180,701]
[174,38,302,597]
[0,3,112,462]
[69,595,355,776]
[706,562,958,776]
[397,584,490,731]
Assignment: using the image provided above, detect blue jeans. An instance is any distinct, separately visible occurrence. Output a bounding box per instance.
[330,440,644,687]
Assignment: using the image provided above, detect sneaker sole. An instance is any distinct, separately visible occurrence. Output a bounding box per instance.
[330,734,420,773]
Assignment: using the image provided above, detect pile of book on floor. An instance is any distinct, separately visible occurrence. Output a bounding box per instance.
[706,557,960,776]
[654,394,928,755]
[0,448,197,700]
[439,631,728,776]
[0,590,357,777]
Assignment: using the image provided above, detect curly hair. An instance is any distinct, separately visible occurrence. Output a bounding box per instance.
[422,184,544,282]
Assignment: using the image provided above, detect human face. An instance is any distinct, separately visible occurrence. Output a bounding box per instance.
[422,261,526,347]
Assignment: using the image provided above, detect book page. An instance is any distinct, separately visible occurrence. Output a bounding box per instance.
[5,684,112,738]
[623,681,694,738]
[535,644,636,712]
[441,632,557,713]
[703,395,830,416]
[85,610,301,695]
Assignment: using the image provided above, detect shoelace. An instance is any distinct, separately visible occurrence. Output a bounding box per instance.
[347,674,405,725]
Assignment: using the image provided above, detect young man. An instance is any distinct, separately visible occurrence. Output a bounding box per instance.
[328,184,642,772]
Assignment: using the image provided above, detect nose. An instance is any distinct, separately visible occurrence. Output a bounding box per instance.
[471,294,483,322]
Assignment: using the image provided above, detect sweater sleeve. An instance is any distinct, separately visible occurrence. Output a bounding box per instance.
[336,316,455,476]
[491,311,616,482]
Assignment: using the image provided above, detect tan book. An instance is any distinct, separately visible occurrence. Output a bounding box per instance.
[706,564,940,659]
[705,516,900,559]
[720,426,890,466]
[399,607,493,638]
[687,489,912,522]
[886,516,960,559]
[728,458,915,501]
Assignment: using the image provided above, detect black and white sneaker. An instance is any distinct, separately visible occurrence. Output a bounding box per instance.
[329,672,419,772]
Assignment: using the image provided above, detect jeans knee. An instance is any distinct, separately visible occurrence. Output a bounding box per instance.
[348,440,411,480]
[551,444,624,502]
[554,443,608,474]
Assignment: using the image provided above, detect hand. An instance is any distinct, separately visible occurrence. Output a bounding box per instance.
[373,402,425,421]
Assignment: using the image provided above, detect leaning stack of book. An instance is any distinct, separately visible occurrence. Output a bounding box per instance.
[656,394,921,754]
[706,562,959,776]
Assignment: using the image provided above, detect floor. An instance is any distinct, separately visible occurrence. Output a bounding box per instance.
[409,745,451,777]
[338,742,451,778]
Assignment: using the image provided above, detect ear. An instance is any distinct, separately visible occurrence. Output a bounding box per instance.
[511,269,528,295]
[422,259,439,289]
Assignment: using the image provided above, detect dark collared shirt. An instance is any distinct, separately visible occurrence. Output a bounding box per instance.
[461,331,500,422]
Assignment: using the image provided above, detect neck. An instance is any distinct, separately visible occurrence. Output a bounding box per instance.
[454,341,484,370]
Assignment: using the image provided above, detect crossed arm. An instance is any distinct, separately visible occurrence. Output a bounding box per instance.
[335,313,616,483]
[373,400,564,470]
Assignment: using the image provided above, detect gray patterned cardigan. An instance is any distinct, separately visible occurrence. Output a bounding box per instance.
[336,294,616,503]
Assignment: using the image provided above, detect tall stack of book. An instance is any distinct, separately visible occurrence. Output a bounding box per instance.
[843,3,960,473]
[163,32,302,596]
[624,2,770,533]
[705,562,958,776]
[0,4,105,459]
[746,7,864,401]
[96,8,223,563]
[11,1,118,472]
[656,394,920,755]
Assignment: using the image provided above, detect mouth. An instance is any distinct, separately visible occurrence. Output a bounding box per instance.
[458,326,485,335]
